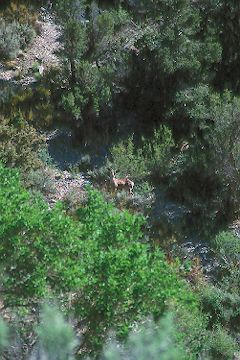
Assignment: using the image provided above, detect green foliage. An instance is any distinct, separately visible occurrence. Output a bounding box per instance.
[17,22,36,48]
[38,147,55,167]
[1,85,55,128]
[0,164,82,303]
[175,85,212,128]
[143,125,175,176]
[37,305,78,360]
[0,1,36,60]
[61,63,112,122]
[110,136,147,180]
[0,19,21,59]
[0,166,198,356]
[125,0,221,118]
[215,1,240,91]
[130,180,155,212]
[109,125,174,181]
[171,87,240,214]
[102,314,188,360]
[200,281,240,327]
[0,115,45,171]
[63,187,87,213]
[91,5,131,67]
[214,231,240,267]
[174,306,209,358]
[208,325,238,360]
[2,1,38,27]
[209,92,240,209]
[0,318,8,353]
[54,0,129,127]
[74,188,198,353]
[96,6,129,39]
[199,231,240,330]
[25,168,56,195]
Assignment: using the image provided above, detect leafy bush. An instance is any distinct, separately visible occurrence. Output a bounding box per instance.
[26,168,56,195]
[102,311,239,360]
[110,136,147,181]
[109,126,174,182]
[210,92,240,210]
[200,282,240,327]
[2,86,55,128]
[2,1,38,27]
[0,166,198,356]
[0,318,8,354]
[208,326,238,360]
[0,165,82,303]
[174,87,240,213]
[38,147,55,167]
[200,232,240,329]
[0,13,36,60]
[37,305,78,360]
[214,231,240,268]
[61,63,112,123]
[0,305,77,359]
[125,181,155,213]
[54,0,116,128]
[0,20,21,59]
[17,22,36,49]
[174,306,209,358]
[143,125,175,177]
[74,188,198,353]
[0,115,45,171]
[102,314,187,360]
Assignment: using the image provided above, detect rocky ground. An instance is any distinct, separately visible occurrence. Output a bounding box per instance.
[0,10,61,86]
[32,167,87,208]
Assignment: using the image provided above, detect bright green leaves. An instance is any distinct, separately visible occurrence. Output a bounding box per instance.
[0,166,198,354]
[0,164,82,303]
[74,188,198,353]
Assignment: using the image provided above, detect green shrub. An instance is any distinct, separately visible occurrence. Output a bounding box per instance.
[0,318,8,354]
[17,22,36,49]
[0,19,20,59]
[109,126,175,182]
[109,136,148,181]
[0,15,35,60]
[200,282,240,327]
[102,314,187,360]
[175,88,240,212]
[3,85,55,128]
[2,1,38,28]
[214,231,240,267]
[130,181,155,212]
[37,305,78,360]
[0,165,82,303]
[0,166,198,356]
[208,326,238,360]
[0,115,45,171]
[74,188,198,354]
[26,168,56,195]
[143,125,175,177]
[61,63,112,122]
[38,147,55,167]
[174,306,209,358]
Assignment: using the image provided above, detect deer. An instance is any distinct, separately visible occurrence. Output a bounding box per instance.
[110,170,134,197]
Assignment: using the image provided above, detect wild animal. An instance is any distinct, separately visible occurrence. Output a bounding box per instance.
[110,169,134,196]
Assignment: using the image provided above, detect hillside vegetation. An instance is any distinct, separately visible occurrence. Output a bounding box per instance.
[1,0,240,359]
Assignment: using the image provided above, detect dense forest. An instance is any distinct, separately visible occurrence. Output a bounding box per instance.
[1,0,240,359]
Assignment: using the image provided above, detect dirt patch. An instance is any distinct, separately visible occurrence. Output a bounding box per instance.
[0,12,61,86]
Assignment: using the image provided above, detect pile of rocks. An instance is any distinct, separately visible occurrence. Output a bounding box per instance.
[45,169,85,208]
